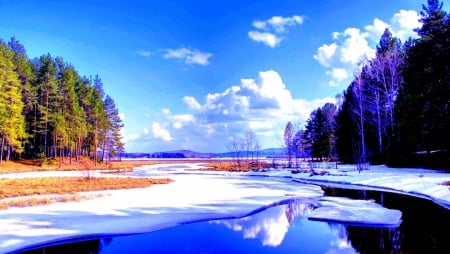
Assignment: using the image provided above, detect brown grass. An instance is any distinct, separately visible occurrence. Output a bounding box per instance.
[191,160,275,172]
[0,157,167,174]
[0,177,172,199]
[0,193,107,210]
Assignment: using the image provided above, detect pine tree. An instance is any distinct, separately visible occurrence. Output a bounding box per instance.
[101,95,124,162]
[394,0,449,168]
[0,43,27,163]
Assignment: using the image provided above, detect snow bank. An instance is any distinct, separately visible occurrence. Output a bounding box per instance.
[2,162,448,253]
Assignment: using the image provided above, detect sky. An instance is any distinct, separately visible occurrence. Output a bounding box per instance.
[0,0,442,153]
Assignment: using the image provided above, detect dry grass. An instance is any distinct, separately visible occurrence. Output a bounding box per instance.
[192,160,274,172]
[0,177,172,199]
[0,193,107,210]
[0,157,166,174]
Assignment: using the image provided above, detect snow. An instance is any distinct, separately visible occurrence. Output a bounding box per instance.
[308,196,402,227]
[1,163,449,253]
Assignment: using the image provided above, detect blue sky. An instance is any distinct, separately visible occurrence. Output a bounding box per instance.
[0,0,436,153]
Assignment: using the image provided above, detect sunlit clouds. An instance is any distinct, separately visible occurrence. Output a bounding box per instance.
[248,15,304,48]
[314,9,421,87]
[137,70,334,152]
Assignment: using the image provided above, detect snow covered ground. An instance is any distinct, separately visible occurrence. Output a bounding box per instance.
[0,163,448,253]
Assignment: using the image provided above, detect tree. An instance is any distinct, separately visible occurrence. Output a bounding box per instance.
[7,37,36,158]
[227,135,244,169]
[393,0,449,168]
[284,121,294,167]
[34,54,59,158]
[101,95,124,162]
[366,29,404,160]
[244,129,257,167]
[350,74,369,171]
[0,43,27,163]
[303,104,336,162]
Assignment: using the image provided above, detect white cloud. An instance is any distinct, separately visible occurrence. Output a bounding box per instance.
[183,96,202,110]
[326,68,349,86]
[175,70,334,150]
[122,133,140,144]
[163,47,212,65]
[248,31,283,48]
[151,122,172,141]
[130,70,335,152]
[390,10,421,42]
[314,9,420,87]
[136,50,152,57]
[253,15,304,33]
[314,43,338,68]
[249,15,304,47]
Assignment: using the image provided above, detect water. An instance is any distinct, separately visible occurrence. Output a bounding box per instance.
[15,188,450,254]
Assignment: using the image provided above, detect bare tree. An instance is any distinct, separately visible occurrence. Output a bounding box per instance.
[351,74,369,171]
[365,29,403,156]
[227,136,244,170]
[284,122,294,168]
[244,129,256,167]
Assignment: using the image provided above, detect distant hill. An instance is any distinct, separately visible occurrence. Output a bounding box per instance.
[120,148,285,159]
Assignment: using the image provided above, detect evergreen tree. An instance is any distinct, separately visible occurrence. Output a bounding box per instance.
[7,37,36,157]
[0,43,27,163]
[304,103,336,161]
[394,0,449,168]
[101,95,124,162]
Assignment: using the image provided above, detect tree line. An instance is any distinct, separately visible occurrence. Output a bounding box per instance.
[0,36,124,165]
[284,0,449,169]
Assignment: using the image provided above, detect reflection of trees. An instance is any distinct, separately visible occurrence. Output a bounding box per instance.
[19,239,101,254]
[347,227,401,253]
[285,201,314,224]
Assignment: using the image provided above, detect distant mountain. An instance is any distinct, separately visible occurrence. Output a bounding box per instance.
[214,148,285,158]
[120,150,215,159]
[120,148,285,159]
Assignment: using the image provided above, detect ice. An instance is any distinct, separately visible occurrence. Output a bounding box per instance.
[308,196,402,227]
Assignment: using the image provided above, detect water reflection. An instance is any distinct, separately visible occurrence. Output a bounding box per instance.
[15,189,450,254]
[211,201,314,247]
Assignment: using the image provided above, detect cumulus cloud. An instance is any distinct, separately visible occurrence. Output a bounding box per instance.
[163,47,212,65]
[151,122,173,141]
[248,31,283,48]
[314,9,421,87]
[138,70,334,152]
[248,15,304,47]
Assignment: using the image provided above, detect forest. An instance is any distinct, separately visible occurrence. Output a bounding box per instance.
[0,37,124,165]
[284,0,449,169]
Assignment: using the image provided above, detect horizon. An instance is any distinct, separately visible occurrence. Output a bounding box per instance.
[1,0,443,153]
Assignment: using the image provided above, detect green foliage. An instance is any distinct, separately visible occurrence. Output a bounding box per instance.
[0,36,125,163]
[0,42,27,162]
[303,103,336,161]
